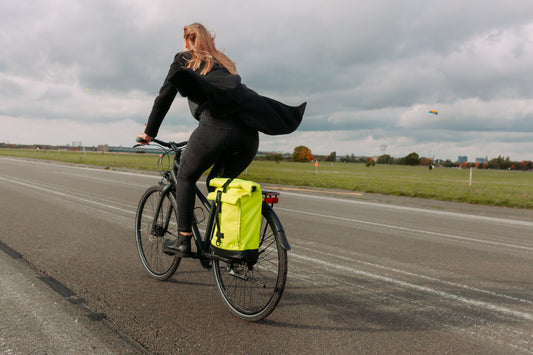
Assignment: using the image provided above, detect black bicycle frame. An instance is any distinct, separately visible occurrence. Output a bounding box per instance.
[164,148,219,260]
[148,138,291,262]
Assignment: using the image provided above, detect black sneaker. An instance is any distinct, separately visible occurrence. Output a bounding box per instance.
[162,233,193,257]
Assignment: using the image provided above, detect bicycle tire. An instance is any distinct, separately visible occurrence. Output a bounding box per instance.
[135,185,180,280]
[213,203,288,321]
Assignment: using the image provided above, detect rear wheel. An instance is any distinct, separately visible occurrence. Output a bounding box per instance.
[213,203,288,321]
[135,185,180,280]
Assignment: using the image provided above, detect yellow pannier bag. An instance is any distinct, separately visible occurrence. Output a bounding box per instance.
[207,178,262,263]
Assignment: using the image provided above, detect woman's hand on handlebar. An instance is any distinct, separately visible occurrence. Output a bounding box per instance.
[136,133,152,145]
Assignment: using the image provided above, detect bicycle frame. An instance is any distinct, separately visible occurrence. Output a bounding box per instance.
[150,142,223,265]
[139,137,290,266]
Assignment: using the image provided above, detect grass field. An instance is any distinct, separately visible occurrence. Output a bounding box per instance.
[2,148,532,209]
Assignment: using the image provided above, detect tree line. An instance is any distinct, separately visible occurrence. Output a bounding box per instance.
[258,146,532,171]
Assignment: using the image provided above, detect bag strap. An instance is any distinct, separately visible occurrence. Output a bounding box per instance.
[214,178,233,246]
[221,178,232,192]
[214,190,224,246]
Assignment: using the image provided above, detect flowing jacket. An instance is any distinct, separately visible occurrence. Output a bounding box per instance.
[145,51,306,138]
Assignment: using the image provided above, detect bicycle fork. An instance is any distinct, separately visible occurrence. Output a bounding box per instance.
[149,184,174,238]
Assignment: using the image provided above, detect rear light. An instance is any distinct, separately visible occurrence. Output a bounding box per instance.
[263,192,279,204]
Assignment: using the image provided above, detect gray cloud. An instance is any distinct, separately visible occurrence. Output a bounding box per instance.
[1,0,533,160]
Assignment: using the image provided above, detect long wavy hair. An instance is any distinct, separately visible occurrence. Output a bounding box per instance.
[183,23,237,75]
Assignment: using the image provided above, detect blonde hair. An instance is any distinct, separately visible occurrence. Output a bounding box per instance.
[184,23,237,75]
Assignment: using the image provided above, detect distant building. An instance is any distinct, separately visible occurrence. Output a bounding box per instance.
[458,156,468,164]
[475,157,486,164]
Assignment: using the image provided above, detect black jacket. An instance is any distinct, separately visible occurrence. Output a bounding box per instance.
[145,51,306,138]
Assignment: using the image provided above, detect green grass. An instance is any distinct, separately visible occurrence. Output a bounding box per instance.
[0,148,161,171]
[244,161,533,208]
[2,148,532,209]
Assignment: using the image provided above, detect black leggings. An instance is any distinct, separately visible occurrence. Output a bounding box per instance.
[176,113,259,233]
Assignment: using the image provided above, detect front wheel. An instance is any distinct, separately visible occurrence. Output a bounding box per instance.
[135,185,180,280]
[213,203,288,321]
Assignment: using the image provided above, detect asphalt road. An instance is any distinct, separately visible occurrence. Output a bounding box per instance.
[1,156,532,354]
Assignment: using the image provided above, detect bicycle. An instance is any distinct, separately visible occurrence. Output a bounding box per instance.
[134,138,289,321]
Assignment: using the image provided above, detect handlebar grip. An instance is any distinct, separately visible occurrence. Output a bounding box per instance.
[134,137,185,149]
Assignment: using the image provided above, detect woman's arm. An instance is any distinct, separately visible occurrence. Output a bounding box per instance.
[144,52,191,137]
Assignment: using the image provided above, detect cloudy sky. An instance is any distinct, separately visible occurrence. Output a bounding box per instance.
[2,0,533,161]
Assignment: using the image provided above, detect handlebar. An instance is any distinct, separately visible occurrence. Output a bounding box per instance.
[135,137,187,152]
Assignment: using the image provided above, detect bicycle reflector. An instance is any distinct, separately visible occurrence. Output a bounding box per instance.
[263,191,279,204]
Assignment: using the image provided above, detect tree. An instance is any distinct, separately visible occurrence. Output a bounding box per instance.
[442,159,456,168]
[292,146,314,162]
[420,157,433,166]
[403,152,421,166]
[340,154,357,163]
[326,151,337,162]
[377,154,393,164]
[365,157,375,167]
[487,155,509,169]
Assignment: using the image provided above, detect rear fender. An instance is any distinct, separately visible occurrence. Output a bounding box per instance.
[263,202,291,251]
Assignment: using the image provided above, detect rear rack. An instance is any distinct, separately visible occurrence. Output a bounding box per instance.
[262,191,279,204]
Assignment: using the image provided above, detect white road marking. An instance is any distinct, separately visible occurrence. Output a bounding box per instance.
[278,190,533,227]
[0,176,135,216]
[291,252,533,321]
[278,207,533,251]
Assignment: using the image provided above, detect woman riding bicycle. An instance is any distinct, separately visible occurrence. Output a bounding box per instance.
[137,23,305,258]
